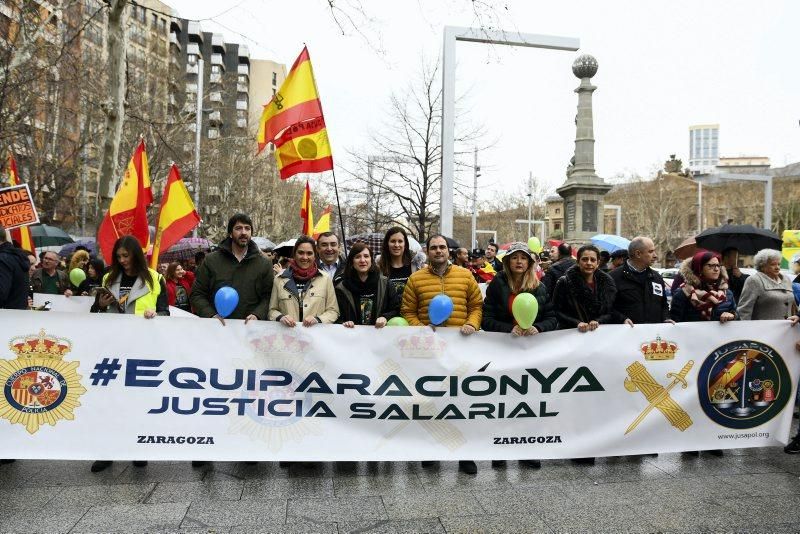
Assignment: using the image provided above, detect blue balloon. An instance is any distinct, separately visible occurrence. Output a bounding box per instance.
[428,294,454,326]
[214,286,239,318]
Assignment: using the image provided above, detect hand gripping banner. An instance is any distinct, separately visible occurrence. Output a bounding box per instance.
[0,311,798,461]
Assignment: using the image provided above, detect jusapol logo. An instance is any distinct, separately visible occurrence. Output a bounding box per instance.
[697,340,791,429]
[0,330,86,434]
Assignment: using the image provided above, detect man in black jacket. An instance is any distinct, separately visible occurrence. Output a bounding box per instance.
[609,236,670,325]
[542,243,575,300]
[0,226,30,310]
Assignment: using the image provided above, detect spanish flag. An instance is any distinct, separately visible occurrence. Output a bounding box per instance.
[256,46,324,153]
[274,117,333,180]
[300,180,313,236]
[312,206,331,240]
[6,151,35,255]
[97,140,152,262]
[149,164,201,269]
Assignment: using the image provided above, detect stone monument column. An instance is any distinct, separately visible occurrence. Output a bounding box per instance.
[557,54,612,245]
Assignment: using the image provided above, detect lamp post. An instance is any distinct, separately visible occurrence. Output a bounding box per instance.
[192,57,204,238]
[440,26,580,237]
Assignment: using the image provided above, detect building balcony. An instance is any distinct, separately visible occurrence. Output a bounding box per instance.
[208,110,222,124]
[211,34,226,53]
[186,42,200,56]
[236,100,248,111]
[209,92,223,103]
[208,129,220,140]
[210,72,223,85]
[237,118,247,129]
[236,82,248,93]
[169,32,181,51]
[187,21,204,41]
[211,53,224,68]
[237,64,249,77]
[238,44,250,61]
[170,18,181,33]
[186,63,199,75]
[185,83,198,94]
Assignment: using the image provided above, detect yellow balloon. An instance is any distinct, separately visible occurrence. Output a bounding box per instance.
[527,237,542,254]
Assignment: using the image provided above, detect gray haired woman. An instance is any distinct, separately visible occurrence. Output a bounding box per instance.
[738,249,796,320]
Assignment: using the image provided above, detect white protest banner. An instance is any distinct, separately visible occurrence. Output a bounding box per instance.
[32,294,196,317]
[0,310,798,461]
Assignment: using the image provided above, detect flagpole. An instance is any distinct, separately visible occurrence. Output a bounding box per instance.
[303,46,346,244]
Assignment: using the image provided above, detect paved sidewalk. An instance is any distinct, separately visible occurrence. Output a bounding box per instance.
[1,443,799,533]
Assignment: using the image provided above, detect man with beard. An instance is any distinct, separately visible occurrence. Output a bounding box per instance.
[191,213,273,325]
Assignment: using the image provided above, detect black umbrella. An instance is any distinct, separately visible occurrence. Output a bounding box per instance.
[444,236,460,250]
[694,224,782,255]
[29,224,74,247]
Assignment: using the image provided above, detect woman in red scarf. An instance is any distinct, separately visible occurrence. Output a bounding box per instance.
[670,251,737,323]
[165,262,193,313]
[268,236,339,327]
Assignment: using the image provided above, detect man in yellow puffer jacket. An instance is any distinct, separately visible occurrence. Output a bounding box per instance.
[401,234,483,475]
[401,234,483,332]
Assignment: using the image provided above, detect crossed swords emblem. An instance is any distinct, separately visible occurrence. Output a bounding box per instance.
[624,360,694,435]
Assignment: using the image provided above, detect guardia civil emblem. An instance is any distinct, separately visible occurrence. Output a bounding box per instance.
[0,329,86,434]
[697,340,791,429]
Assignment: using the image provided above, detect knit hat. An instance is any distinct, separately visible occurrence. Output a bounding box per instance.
[690,250,720,278]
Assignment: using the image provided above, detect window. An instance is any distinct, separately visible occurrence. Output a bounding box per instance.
[237,74,247,84]
[555,208,560,214]
[554,222,561,231]
[211,65,221,73]
[187,54,197,65]
[272,72,277,85]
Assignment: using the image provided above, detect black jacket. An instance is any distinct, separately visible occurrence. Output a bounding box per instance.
[481,271,557,333]
[190,238,274,320]
[609,261,669,324]
[552,265,617,329]
[0,242,30,310]
[542,257,576,301]
[334,272,400,325]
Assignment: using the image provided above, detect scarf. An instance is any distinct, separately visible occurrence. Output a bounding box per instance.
[343,270,379,295]
[564,265,610,321]
[289,260,319,282]
[682,251,727,320]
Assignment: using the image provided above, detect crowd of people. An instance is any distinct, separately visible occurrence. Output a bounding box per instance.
[2,214,800,475]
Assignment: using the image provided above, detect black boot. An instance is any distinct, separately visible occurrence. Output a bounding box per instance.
[132,461,148,467]
[491,460,506,468]
[91,460,113,473]
[458,460,477,475]
[520,459,541,469]
[191,461,208,467]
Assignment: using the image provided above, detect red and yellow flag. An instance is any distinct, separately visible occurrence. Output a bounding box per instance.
[6,151,35,255]
[312,206,331,240]
[97,140,152,262]
[257,46,324,153]
[274,117,333,180]
[149,164,201,269]
[300,180,314,236]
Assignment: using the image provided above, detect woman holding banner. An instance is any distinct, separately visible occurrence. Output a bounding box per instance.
[89,235,168,473]
[335,242,400,327]
[268,236,339,327]
[552,244,617,332]
[481,241,556,470]
[669,251,737,324]
[738,249,796,321]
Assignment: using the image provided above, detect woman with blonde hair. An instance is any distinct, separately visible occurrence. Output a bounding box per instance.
[67,249,90,292]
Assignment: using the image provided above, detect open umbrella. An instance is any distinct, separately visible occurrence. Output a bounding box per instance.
[590,234,630,253]
[274,238,297,258]
[345,233,384,257]
[158,237,214,263]
[694,224,782,256]
[29,224,74,247]
[59,239,97,257]
[674,237,698,260]
[252,237,277,251]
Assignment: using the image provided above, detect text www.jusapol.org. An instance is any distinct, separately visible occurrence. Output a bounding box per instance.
[717,431,770,440]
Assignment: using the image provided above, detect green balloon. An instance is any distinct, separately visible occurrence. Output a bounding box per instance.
[512,292,539,330]
[69,268,86,287]
[527,237,542,254]
[386,317,409,327]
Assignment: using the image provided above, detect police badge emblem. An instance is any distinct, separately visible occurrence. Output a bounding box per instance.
[1,329,86,434]
[697,341,791,429]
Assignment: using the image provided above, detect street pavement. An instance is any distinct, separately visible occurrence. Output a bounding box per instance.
[1,433,799,533]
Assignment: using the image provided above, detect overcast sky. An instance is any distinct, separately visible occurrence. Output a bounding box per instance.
[169,0,800,209]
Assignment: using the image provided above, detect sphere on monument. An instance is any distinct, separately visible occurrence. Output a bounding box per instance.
[572,54,598,79]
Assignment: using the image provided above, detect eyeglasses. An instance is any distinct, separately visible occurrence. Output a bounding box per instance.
[704,264,721,270]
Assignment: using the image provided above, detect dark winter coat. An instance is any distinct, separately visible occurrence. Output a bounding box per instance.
[30,267,69,294]
[334,272,400,325]
[481,271,557,333]
[552,265,617,329]
[669,259,737,322]
[190,238,274,320]
[609,261,669,324]
[0,242,30,310]
[542,257,576,300]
